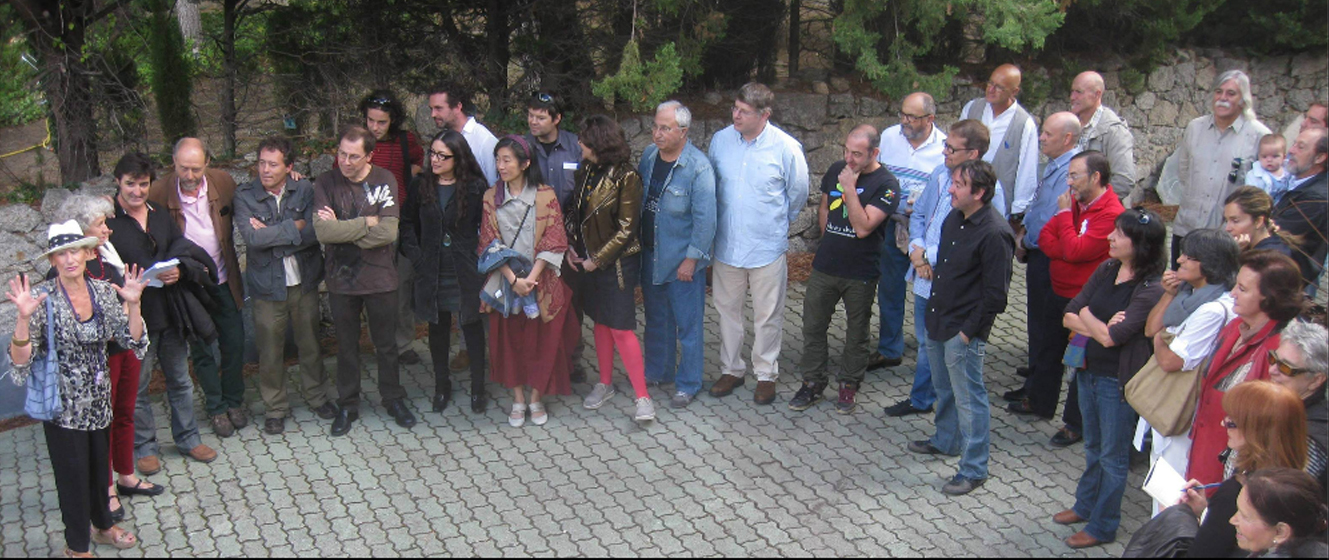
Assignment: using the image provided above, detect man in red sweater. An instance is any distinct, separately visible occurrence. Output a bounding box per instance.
[1035,150,1124,447]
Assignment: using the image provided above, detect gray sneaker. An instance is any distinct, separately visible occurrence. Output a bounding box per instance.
[634,397,656,422]
[583,383,617,409]
[670,391,694,409]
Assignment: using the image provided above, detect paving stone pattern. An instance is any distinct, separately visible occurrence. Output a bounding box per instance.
[1,261,1157,557]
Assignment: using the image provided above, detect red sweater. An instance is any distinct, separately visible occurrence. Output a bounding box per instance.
[370,131,423,202]
[1037,187,1124,298]
[1186,318,1281,486]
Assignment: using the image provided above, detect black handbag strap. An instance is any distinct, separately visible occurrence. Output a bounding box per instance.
[400,133,413,190]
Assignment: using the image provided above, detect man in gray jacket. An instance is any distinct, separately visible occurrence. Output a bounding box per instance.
[1069,71,1136,203]
[234,137,332,435]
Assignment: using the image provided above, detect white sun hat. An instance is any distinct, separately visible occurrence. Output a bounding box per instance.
[40,220,100,258]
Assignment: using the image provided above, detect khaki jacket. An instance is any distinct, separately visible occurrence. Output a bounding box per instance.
[149,168,244,308]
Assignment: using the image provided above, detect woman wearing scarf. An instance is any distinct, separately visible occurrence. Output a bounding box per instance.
[1140,228,1240,513]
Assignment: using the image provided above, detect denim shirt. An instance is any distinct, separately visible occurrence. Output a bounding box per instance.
[638,141,718,285]
[907,163,1007,298]
[233,178,324,301]
[1023,148,1079,249]
[708,123,809,269]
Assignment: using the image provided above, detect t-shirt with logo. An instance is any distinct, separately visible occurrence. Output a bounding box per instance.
[811,161,899,280]
[313,166,401,295]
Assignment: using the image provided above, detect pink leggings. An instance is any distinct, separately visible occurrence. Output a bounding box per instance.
[594,324,648,399]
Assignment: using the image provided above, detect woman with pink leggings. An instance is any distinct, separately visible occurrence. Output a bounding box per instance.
[565,115,655,422]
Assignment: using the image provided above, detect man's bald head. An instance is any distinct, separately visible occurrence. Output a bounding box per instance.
[1070,71,1106,123]
[985,64,1022,110]
[1039,112,1082,159]
[173,137,209,193]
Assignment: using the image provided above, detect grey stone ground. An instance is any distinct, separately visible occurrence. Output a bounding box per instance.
[1,261,1160,557]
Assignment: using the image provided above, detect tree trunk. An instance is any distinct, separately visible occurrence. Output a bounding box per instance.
[176,0,202,51]
[12,0,100,184]
[788,0,801,76]
[484,0,510,114]
[220,0,238,157]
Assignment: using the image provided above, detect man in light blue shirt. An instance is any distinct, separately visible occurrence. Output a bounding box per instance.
[707,82,810,406]
[889,120,1006,418]
[1006,112,1082,422]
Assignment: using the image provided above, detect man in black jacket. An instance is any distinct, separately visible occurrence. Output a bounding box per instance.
[106,153,217,475]
[905,159,1014,496]
[1276,126,1327,292]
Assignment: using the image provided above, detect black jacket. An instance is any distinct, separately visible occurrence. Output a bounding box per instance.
[165,237,220,343]
[1274,171,1326,287]
[106,200,182,332]
[400,176,486,325]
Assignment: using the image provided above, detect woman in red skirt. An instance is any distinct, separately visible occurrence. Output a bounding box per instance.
[480,135,579,427]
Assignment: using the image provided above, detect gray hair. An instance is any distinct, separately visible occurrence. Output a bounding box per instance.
[1280,321,1329,377]
[1216,70,1257,123]
[657,100,692,129]
[56,194,115,233]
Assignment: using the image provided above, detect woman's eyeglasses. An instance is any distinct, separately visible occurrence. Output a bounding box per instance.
[428,150,455,161]
[1267,349,1311,377]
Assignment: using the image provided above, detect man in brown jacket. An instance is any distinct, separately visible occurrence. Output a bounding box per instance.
[149,137,249,438]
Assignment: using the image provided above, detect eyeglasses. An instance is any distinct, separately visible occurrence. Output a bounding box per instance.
[943,143,973,154]
[1067,171,1085,182]
[532,92,554,104]
[1268,349,1312,377]
[1228,158,1243,183]
[986,81,1009,94]
[898,112,933,123]
[1223,418,1238,429]
[428,150,455,161]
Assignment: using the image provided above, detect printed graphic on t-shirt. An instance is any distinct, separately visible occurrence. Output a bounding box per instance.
[824,181,893,239]
[365,183,396,208]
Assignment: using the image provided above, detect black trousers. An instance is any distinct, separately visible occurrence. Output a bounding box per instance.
[427,315,487,396]
[1023,250,1083,429]
[44,422,113,553]
[330,291,404,412]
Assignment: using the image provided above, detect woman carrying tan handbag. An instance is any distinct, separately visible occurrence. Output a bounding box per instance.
[1127,229,1239,514]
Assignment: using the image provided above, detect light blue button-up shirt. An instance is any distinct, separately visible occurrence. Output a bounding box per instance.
[1023,148,1079,249]
[907,163,1006,298]
[708,122,809,269]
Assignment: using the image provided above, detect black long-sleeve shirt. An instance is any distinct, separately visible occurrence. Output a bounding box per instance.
[925,204,1015,342]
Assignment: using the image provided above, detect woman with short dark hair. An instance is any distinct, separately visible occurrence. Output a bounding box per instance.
[566,115,653,422]
[1054,208,1167,549]
[1188,250,1307,488]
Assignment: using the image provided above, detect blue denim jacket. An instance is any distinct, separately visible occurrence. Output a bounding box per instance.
[638,141,718,285]
[477,239,540,318]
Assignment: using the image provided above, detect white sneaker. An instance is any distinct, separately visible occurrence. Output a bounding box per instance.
[508,403,527,427]
[634,397,656,422]
[583,383,617,409]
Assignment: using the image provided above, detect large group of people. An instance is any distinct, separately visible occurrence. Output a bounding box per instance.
[6,68,1327,557]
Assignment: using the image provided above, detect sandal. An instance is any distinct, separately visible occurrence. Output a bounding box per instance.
[508,403,527,428]
[529,402,548,426]
[64,548,94,558]
[107,495,124,523]
[91,526,138,550]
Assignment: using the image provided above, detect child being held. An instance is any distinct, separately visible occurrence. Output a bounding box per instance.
[1246,134,1290,203]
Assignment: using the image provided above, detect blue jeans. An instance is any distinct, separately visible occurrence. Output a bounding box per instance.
[135,327,203,458]
[908,296,936,409]
[927,334,990,481]
[1073,371,1137,542]
[642,250,708,397]
[875,230,909,359]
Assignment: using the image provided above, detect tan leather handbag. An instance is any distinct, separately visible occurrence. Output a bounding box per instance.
[1125,331,1212,437]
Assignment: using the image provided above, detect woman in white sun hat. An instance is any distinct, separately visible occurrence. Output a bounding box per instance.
[7,220,150,557]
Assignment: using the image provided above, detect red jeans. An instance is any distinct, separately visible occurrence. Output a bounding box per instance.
[107,350,141,481]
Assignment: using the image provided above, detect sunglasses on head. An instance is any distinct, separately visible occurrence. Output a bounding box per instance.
[1131,206,1152,224]
[533,92,554,104]
[368,97,393,108]
[1267,349,1311,376]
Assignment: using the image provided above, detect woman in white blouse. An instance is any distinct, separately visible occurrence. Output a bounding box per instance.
[1141,228,1241,513]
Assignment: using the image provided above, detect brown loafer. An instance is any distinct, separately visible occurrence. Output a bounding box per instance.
[709,375,745,398]
[1053,509,1086,525]
[1065,530,1103,549]
[184,444,218,463]
[754,381,777,405]
[135,455,161,476]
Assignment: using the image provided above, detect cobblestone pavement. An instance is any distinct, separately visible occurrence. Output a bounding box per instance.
[1,261,1160,557]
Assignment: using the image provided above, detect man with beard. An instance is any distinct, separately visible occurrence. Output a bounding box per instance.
[789,125,899,414]
[870,92,946,376]
[1173,70,1272,264]
[1274,126,1328,290]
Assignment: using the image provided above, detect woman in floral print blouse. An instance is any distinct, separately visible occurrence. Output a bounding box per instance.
[7,220,149,558]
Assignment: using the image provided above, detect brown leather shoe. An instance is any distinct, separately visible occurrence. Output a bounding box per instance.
[1065,530,1103,549]
[1053,509,1086,525]
[708,375,745,398]
[184,444,218,463]
[450,349,470,372]
[754,381,777,405]
[136,455,161,476]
